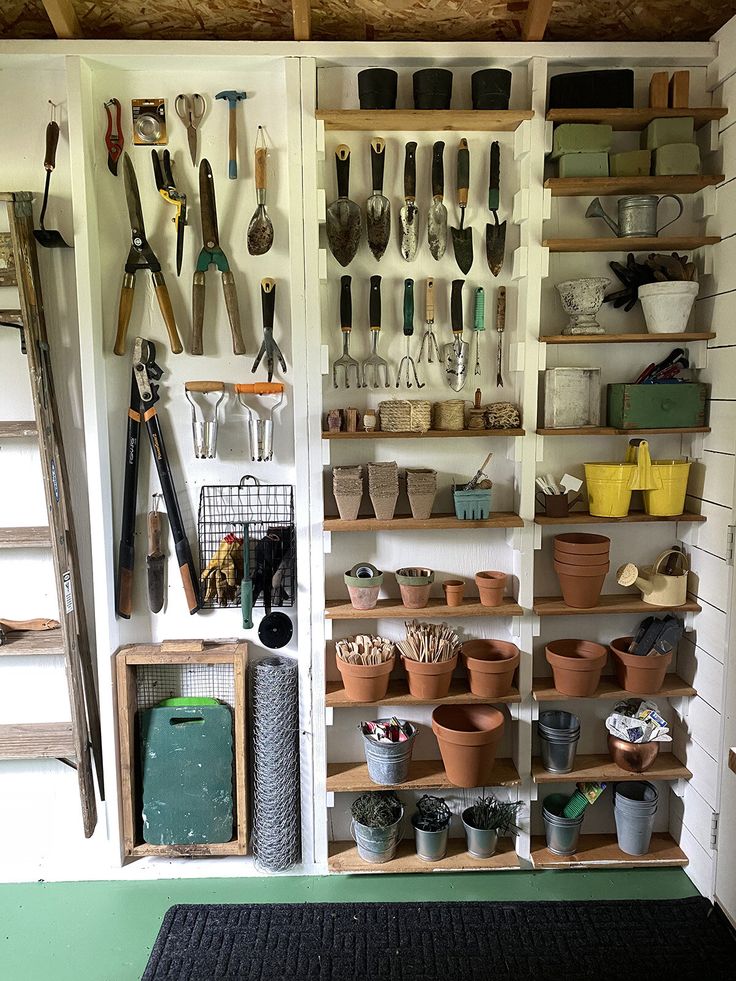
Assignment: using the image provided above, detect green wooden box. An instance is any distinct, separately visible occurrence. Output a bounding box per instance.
[607,383,708,430]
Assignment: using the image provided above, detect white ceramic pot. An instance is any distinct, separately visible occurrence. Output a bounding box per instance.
[638,281,699,333]
[555,278,610,335]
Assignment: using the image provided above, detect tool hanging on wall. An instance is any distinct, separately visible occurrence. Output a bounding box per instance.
[443,279,468,391]
[146,494,166,614]
[132,98,167,145]
[366,137,390,261]
[236,383,285,462]
[450,138,473,273]
[495,285,506,388]
[175,93,205,167]
[151,149,187,277]
[252,279,286,382]
[254,526,295,650]
[396,278,424,389]
[399,140,419,261]
[184,381,225,459]
[241,523,253,629]
[326,144,361,267]
[486,141,506,276]
[473,286,485,376]
[34,102,71,249]
[247,126,274,255]
[419,277,440,365]
[193,158,245,356]
[427,140,447,260]
[215,90,246,179]
[114,153,181,356]
[361,275,390,388]
[103,98,124,176]
[116,337,199,618]
[333,274,360,388]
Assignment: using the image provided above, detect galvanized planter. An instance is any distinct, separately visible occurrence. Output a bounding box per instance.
[412,818,450,862]
[461,807,499,858]
[544,368,601,429]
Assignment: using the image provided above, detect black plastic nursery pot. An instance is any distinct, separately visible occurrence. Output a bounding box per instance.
[413,68,453,109]
[358,68,398,109]
[471,69,512,110]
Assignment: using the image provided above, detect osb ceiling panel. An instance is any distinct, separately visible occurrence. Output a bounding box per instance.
[1,0,735,41]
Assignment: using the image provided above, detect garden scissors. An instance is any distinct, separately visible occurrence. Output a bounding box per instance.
[175,93,205,166]
[151,149,187,276]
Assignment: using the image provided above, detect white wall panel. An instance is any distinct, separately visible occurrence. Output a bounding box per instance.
[678,639,726,710]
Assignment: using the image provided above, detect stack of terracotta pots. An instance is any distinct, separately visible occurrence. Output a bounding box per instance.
[553,533,610,609]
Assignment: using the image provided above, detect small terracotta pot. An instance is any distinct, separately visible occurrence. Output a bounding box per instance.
[545,639,608,697]
[462,640,520,698]
[336,657,394,702]
[554,564,607,609]
[442,579,466,607]
[432,704,505,788]
[608,734,660,773]
[475,571,507,608]
[609,636,673,694]
[396,568,434,609]
[554,533,611,556]
[402,654,458,699]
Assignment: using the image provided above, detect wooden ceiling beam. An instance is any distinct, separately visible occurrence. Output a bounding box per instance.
[292,0,311,40]
[41,0,82,38]
[522,0,553,40]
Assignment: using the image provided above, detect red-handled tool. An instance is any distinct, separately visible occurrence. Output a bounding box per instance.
[104,98,124,177]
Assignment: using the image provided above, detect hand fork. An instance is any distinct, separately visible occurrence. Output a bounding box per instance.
[333,275,361,388]
[361,275,390,388]
[418,277,440,364]
[396,278,424,389]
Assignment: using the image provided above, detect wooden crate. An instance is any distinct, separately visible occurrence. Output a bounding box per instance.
[115,639,247,859]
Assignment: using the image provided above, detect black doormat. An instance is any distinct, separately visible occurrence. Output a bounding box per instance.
[143,897,736,981]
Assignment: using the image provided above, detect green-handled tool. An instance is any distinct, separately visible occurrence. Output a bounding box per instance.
[241,523,253,630]
[473,286,485,377]
[396,278,424,389]
[486,141,506,277]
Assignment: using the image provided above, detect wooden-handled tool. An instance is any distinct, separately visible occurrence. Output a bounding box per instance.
[146,496,165,614]
[215,90,247,179]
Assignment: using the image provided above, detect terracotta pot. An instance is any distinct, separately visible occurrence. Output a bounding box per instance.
[344,566,383,610]
[553,548,611,566]
[336,656,394,702]
[475,571,507,608]
[545,639,608,696]
[402,654,458,699]
[609,636,673,694]
[554,560,610,577]
[462,640,520,698]
[554,565,607,609]
[608,734,660,773]
[442,579,465,607]
[554,533,611,556]
[432,704,505,788]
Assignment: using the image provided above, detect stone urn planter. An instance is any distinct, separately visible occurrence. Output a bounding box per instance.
[556,278,610,335]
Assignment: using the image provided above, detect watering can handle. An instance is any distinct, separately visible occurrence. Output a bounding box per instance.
[652,547,689,575]
[656,194,684,235]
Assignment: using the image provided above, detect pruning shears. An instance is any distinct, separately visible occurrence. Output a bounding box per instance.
[151,149,187,277]
[104,98,124,176]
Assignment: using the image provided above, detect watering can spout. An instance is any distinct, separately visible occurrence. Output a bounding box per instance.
[585,197,620,237]
[617,562,653,595]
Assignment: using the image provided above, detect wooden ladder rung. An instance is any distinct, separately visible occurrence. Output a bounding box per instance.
[0,722,75,760]
[0,630,65,657]
[0,309,22,326]
[0,526,51,548]
[0,420,38,438]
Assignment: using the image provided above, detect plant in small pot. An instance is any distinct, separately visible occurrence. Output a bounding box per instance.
[351,791,404,865]
[399,619,461,699]
[462,793,522,859]
[604,251,698,334]
[344,562,383,611]
[335,635,395,703]
[412,794,452,862]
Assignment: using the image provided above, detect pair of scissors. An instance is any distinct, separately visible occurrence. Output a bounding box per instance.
[175,93,205,166]
[151,149,187,277]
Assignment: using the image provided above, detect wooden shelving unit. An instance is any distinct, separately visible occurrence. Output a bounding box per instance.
[326,758,520,793]
[534,510,705,526]
[316,109,534,131]
[539,332,716,345]
[531,753,692,784]
[326,597,524,619]
[324,512,524,532]
[0,630,65,657]
[537,426,710,436]
[533,674,696,701]
[545,106,727,130]
[533,594,702,616]
[326,679,522,708]
[0,526,51,547]
[545,175,723,197]
[0,722,75,759]
[322,428,525,440]
[530,833,688,869]
[543,235,720,253]
[328,838,520,874]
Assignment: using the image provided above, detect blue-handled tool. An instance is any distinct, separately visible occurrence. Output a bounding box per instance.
[215,90,246,179]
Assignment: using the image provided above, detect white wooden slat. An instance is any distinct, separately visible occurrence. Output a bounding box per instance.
[686,696,723,761]
[703,234,736,298]
[704,401,736,454]
[677,639,726,711]
[679,824,715,898]
[705,338,736,398]
[714,73,736,133]
[681,497,731,558]
[711,122,736,195]
[687,452,735,507]
[671,727,719,807]
[705,178,736,240]
[670,783,717,858]
[689,596,728,662]
[688,546,730,611]
[697,291,736,345]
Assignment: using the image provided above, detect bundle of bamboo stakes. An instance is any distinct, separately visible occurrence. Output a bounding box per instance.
[336,634,395,665]
[398,620,461,663]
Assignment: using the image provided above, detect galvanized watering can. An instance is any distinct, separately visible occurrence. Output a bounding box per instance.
[585,194,684,238]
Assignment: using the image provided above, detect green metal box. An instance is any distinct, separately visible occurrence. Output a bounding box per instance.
[607,383,708,430]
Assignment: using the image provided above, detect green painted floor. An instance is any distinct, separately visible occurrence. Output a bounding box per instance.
[1,870,698,981]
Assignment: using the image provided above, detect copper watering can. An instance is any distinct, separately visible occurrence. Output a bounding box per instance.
[585,194,684,238]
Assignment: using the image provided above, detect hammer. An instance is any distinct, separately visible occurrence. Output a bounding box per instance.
[216,90,247,179]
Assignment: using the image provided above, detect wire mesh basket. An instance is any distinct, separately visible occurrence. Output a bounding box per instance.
[198,476,295,610]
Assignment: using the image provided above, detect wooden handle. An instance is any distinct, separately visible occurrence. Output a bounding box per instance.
[114,274,135,356]
[152,273,183,354]
[179,561,199,615]
[147,510,162,554]
[44,121,60,172]
[192,271,205,356]
[0,617,60,631]
[161,638,204,653]
[425,278,435,322]
[255,146,267,191]
[185,381,225,393]
[222,270,245,355]
[235,382,284,395]
[117,567,133,619]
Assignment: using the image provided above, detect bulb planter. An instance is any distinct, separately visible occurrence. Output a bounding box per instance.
[432,704,505,788]
[638,280,699,334]
[609,636,673,694]
[545,639,608,697]
[461,640,519,698]
[402,653,458,699]
[396,568,434,609]
[337,656,395,702]
[475,571,507,608]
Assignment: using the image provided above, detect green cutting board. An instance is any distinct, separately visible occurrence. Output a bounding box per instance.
[140,703,234,845]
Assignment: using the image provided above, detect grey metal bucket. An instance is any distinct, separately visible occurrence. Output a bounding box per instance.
[542,793,584,855]
[614,782,658,855]
[353,810,404,864]
[362,720,417,785]
[538,710,581,774]
[462,807,499,858]
[412,821,449,862]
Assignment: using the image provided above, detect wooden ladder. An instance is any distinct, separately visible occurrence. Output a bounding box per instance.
[0,192,103,837]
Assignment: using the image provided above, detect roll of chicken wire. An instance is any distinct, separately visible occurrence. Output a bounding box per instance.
[251,655,301,872]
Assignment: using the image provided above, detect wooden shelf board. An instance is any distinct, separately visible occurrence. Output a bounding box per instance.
[0,420,37,438]
[537,426,710,436]
[129,840,246,858]
[328,837,519,874]
[323,512,524,532]
[0,526,51,547]
[0,722,74,760]
[326,679,521,708]
[534,510,705,526]
[315,109,534,132]
[540,332,716,345]
[327,758,520,793]
[546,107,726,130]
[532,753,691,784]
[533,674,696,701]
[326,597,524,619]
[533,594,701,617]
[545,175,724,197]
[0,270,18,288]
[543,236,720,253]
[322,428,525,440]
[0,629,64,657]
[530,833,688,869]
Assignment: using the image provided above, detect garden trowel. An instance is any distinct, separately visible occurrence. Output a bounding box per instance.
[326,144,361,267]
[443,279,469,391]
[485,140,506,276]
[427,140,447,260]
[399,141,419,261]
[450,138,473,274]
[366,137,390,261]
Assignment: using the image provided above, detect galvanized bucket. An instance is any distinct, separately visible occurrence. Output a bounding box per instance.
[614,782,659,856]
[352,809,404,864]
[542,793,584,855]
[412,819,449,862]
[538,710,581,774]
[461,807,499,858]
[361,719,417,785]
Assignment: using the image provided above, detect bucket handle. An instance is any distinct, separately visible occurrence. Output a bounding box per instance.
[625,439,663,491]
[652,548,689,576]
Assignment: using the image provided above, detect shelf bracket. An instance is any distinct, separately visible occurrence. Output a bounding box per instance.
[530,700,540,722]
[544,120,554,155]
[509,341,525,374]
[508,702,521,721]
[540,245,550,280]
[535,434,545,462]
[506,527,523,551]
[531,613,541,638]
[512,246,528,281]
[514,120,531,160]
[512,615,523,634]
[323,530,332,554]
[685,432,705,461]
[529,780,539,802]
[672,778,688,800]
[324,618,333,641]
[325,707,334,727]
[316,118,325,160]
[513,189,529,224]
[542,187,552,222]
[326,791,335,808]
[699,186,717,220]
[533,523,542,550]
[317,188,326,224]
[506,436,523,464]
[321,439,331,466]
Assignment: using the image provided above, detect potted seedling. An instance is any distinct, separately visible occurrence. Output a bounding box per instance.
[462,793,522,859]
[351,790,404,865]
[412,794,452,862]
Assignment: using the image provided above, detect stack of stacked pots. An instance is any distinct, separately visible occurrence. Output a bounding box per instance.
[462,640,520,698]
[542,793,584,855]
[368,462,399,520]
[333,466,363,520]
[614,781,658,855]
[553,533,611,609]
[538,710,581,773]
[609,636,673,694]
[545,639,608,696]
[432,705,505,787]
[406,468,437,520]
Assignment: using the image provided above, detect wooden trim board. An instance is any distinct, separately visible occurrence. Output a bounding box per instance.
[533,674,696,701]
[537,426,710,436]
[0,722,75,759]
[545,175,723,196]
[534,510,705,525]
[326,679,521,708]
[326,597,524,619]
[322,428,524,440]
[323,512,524,532]
[546,107,726,130]
[530,833,688,868]
[539,332,716,345]
[533,594,701,616]
[315,110,533,131]
[0,629,65,657]
[543,236,720,253]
